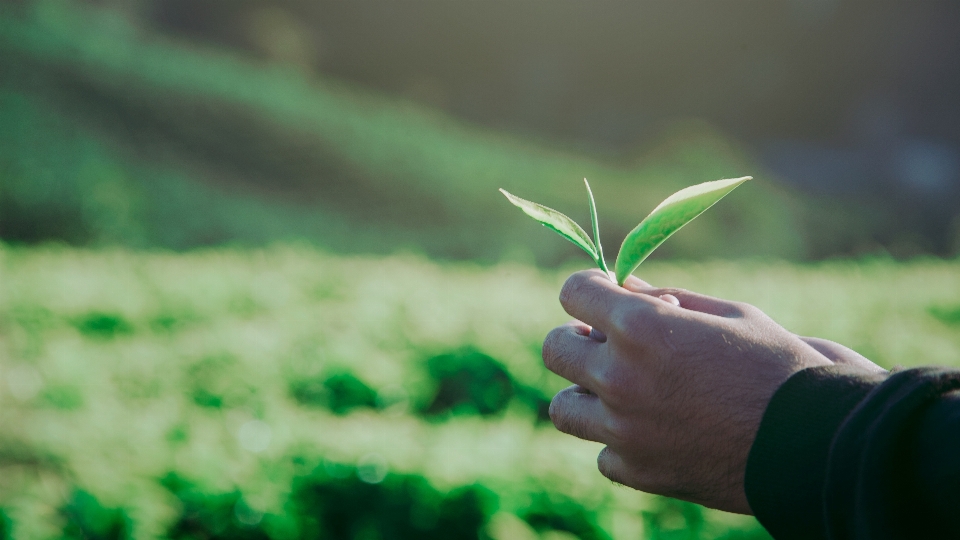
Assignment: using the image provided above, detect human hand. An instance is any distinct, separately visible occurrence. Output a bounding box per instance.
[543,270,880,514]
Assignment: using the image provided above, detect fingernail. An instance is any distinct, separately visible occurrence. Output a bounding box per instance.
[659,294,680,307]
[589,328,607,342]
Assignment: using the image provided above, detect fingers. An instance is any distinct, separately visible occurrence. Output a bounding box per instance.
[626,284,747,318]
[597,446,629,485]
[589,327,607,342]
[549,385,609,443]
[622,274,654,289]
[542,321,606,389]
[625,276,679,306]
[659,294,680,307]
[799,337,887,373]
[560,270,661,333]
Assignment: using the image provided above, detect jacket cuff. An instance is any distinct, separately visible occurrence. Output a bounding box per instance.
[744,365,888,540]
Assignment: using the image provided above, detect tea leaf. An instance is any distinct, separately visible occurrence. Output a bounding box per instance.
[614,177,751,285]
[583,178,609,274]
[499,188,600,264]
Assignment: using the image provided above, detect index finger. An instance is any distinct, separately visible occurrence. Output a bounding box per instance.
[559,269,656,332]
[623,274,654,289]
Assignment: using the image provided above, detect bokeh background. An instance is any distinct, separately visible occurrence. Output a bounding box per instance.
[1,1,959,538]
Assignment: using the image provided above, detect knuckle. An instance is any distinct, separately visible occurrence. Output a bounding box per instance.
[592,365,613,392]
[609,305,645,335]
[596,366,625,400]
[597,363,640,408]
[733,301,762,319]
[610,302,662,340]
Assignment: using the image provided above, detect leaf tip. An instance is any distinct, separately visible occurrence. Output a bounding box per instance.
[499,188,519,204]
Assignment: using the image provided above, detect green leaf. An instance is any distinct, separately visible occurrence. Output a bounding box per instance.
[614,176,751,285]
[499,188,600,265]
[583,178,609,274]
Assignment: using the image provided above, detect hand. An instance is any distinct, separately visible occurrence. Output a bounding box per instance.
[542,270,882,514]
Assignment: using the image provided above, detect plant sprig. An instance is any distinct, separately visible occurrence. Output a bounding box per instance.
[500,176,751,286]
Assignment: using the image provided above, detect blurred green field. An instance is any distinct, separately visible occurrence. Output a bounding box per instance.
[1,244,958,539]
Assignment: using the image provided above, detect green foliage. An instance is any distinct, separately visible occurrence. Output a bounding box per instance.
[614,177,750,285]
[290,372,380,415]
[422,349,515,417]
[187,354,258,410]
[161,466,503,540]
[642,498,706,540]
[73,312,134,339]
[928,304,960,325]
[500,188,602,270]
[519,492,609,540]
[40,384,85,410]
[584,179,608,274]
[290,465,495,540]
[640,497,779,540]
[502,177,750,285]
[287,358,551,419]
[0,509,11,540]
[2,244,957,538]
[162,475,273,540]
[61,491,129,540]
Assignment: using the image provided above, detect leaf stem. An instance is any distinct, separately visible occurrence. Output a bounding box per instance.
[583,178,611,279]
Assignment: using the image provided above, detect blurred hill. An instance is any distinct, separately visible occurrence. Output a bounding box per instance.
[147,0,960,257]
[0,0,902,264]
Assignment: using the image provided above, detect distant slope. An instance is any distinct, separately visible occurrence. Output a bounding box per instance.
[0,0,874,263]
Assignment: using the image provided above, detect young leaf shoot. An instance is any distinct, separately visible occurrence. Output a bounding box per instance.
[613,176,750,285]
[500,176,750,287]
[499,188,601,267]
[583,179,610,275]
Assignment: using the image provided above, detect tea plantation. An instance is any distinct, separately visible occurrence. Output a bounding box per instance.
[1,244,959,539]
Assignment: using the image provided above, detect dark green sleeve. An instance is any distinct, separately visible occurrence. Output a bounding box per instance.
[745,365,960,539]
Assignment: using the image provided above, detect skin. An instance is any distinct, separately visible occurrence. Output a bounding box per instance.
[543,269,885,515]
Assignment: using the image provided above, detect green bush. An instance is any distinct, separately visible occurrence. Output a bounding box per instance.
[422,349,515,417]
[61,491,129,540]
[289,466,495,540]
